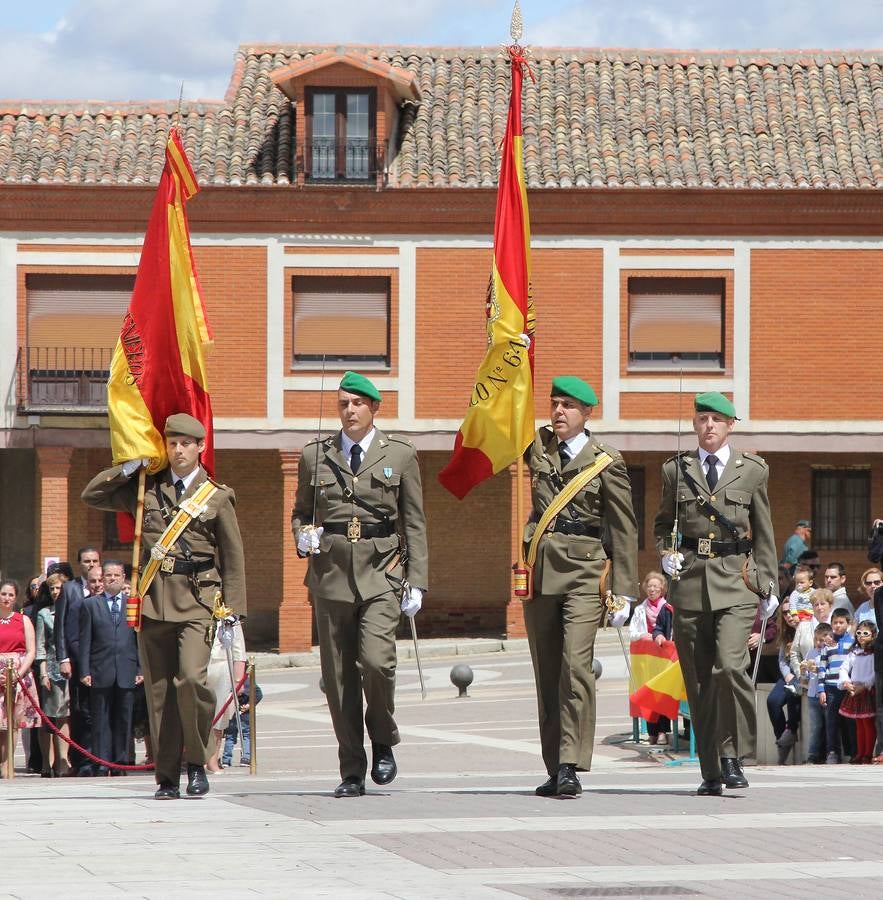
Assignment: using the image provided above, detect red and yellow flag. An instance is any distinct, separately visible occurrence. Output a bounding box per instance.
[107,128,214,479]
[438,47,535,499]
[628,639,686,723]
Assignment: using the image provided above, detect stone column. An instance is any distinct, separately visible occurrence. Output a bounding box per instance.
[37,446,74,563]
[278,450,313,652]
[505,460,529,639]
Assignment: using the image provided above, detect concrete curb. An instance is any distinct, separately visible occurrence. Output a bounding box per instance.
[250,631,628,670]
[252,637,532,670]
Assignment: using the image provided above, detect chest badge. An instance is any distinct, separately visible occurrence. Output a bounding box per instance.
[383,467,393,479]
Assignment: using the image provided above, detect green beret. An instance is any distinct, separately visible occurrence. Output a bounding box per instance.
[339,370,381,402]
[164,413,206,439]
[550,375,598,407]
[694,391,738,419]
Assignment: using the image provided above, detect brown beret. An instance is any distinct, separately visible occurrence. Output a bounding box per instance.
[164,413,206,439]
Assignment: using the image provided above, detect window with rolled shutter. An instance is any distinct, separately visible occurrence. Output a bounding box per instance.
[628,276,724,369]
[22,273,134,409]
[293,275,390,364]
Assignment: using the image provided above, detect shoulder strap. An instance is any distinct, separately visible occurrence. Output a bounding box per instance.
[323,456,391,524]
[678,456,742,541]
[139,480,220,596]
[526,452,614,568]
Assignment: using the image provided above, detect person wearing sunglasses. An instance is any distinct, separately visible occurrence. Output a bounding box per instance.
[854,568,881,631]
[838,621,878,764]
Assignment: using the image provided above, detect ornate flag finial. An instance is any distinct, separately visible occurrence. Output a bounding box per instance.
[510,0,523,44]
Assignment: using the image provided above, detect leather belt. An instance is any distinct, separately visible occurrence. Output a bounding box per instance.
[159,557,215,576]
[550,520,602,538]
[323,520,394,540]
[681,536,753,558]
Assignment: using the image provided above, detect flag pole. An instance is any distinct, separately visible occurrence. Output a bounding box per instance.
[126,468,147,632]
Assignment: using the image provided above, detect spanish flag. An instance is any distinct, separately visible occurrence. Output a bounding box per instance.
[628,639,686,723]
[438,46,535,499]
[107,128,214,479]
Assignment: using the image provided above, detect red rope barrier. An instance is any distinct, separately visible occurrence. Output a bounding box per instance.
[13,669,249,773]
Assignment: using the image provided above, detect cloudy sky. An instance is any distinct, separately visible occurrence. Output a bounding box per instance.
[2,0,881,102]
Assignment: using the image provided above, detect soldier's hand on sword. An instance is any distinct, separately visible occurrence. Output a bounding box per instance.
[401,586,423,618]
[607,595,633,627]
[759,593,779,619]
[296,525,324,555]
[662,552,684,577]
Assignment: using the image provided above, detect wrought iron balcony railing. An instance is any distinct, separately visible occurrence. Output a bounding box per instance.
[17,346,112,413]
[302,139,387,185]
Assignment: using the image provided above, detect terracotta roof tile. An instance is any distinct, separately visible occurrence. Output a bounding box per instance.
[3,44,883,190]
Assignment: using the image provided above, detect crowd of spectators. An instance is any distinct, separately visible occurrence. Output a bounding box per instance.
[627,518,883,768]
[0,548,254,777]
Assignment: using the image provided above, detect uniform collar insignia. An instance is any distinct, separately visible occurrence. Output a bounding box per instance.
[383,466,393,479]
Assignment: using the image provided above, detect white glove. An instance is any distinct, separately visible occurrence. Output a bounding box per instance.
[217,617,237,648]
[519,332,531,351]
[401,586,423,618]
[296,525,324,555]
[760,593,779,619]
[121,458,150,477]
[662,552,684,577]
[608,596,633,628]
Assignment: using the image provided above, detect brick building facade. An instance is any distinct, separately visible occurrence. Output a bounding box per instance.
[1,45,881,650]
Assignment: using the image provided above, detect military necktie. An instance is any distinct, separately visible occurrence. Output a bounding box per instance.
[350,444,362,474]
[174,479,185,500]
[705,454,719,491]
[558,443,570,466]
[111,596,120,625]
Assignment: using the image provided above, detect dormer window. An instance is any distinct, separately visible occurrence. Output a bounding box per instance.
[270,49,420,188]
[305,88,376,182]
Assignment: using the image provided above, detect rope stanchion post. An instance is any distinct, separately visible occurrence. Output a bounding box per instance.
[4,659,15,779]
[248,656,256,775]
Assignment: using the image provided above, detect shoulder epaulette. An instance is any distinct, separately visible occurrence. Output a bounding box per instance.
[388,434,413,447]
[740,450,768,466]
[664,450,690,464]
[594,441,622,458]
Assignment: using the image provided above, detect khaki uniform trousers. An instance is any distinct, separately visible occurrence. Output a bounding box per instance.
[315,594,401,781]
[672,602,757,782]
[524,589,604,776]
[138,617,214,785]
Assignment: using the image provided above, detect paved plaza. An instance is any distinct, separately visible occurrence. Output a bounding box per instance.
[4,635,883,899]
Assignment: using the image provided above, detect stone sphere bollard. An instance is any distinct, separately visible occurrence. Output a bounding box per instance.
[592,658,602,680]
[450,664,474,698]
[319,676,326,694]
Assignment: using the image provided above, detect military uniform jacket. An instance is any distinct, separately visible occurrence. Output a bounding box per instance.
[523,427,638,598]
[81,465,247,621]
[291,428,429,602]
[653,448,777,612]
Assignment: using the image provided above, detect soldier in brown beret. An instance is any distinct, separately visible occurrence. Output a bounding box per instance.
[82,413,246,799]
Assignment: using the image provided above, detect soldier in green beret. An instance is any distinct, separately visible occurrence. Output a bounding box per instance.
[654,391,778,796]
[523,375,638,797]
[292,371,429,798]
[82,413,246,799]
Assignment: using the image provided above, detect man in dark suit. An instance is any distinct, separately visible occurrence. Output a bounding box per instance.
[79,561,142,776]
[56,547,101,775]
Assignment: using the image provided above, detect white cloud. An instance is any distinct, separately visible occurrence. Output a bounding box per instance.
[1,0,882,102]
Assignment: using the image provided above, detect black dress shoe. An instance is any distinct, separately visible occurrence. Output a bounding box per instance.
[696,778,723,796]
[154,781,180,800]
[555,763,582,797]
[185,764,210,796]
[370,743,397,785]
[535,775,558,797]
[720,757,748,789]
[334,776,366,798]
